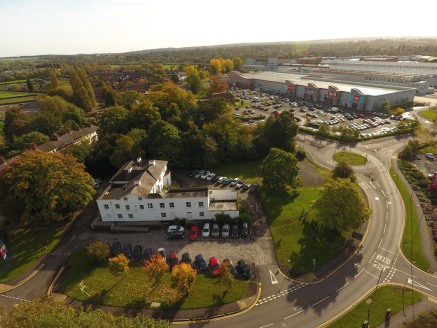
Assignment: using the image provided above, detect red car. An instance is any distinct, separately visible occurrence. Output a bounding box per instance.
[189,225,199,241]
[209,257,222,276]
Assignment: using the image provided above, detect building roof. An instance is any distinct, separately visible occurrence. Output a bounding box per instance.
[241,71,416,96]
[36,125,98,153]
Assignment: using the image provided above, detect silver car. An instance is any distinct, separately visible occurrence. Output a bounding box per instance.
[221,223,230,239]
[211,223,220,238]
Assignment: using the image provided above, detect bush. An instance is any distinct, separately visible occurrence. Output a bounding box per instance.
[295,148,306,161]
[85,240,110,264]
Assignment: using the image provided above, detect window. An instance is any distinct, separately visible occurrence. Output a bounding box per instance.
[148,203,153,208]
[117,214,123,219]
[115,204,120,209]
[169,202,174,208]
[160,203,165,208]
[128,214,134,219]
[126,205,130,210]
[104,204,109,209]
[161,213,167,218]
[199,202,204,207]
[200,212,204,217]
[123,197,128,201]
[186,202,191,208]
[138,197,142,201]
[140,205,144,209]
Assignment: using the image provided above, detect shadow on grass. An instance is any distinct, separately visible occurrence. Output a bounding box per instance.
[263,189,300,224]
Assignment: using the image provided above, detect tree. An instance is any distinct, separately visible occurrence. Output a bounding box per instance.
[171,262,197,295]
[147,120,182,166]
[0,151,95,223]
[259,111,299,154]
[395,107,405,116]
[30,112,63,136]
[86,240,111,264]
[108,254,130,280]
[184,66,202,94]
[380,99,392,114]
[259,147,301,193]
[109,134,135,168]
[215,263,233,289]
[65,142,92,163]
[13,131,49,151]
[208,74,228,95]
[142,254,169,288]
[26,78,34,92]
[313,178,371,233]
[117,90,144,110]
[209,59,222,75]
[97,105,129,137]
[0,297,171,327]
[69,66,96,112]
[47,68,59,90]
[332,161,356,181]
[3,107,31,142]
[232,56,243,71]
[105,91,116,106]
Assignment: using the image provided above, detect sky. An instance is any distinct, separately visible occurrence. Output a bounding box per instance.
[1,0,436,58]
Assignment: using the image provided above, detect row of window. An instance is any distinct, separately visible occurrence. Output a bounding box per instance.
[114,212,205,219]
[104,201,204,210]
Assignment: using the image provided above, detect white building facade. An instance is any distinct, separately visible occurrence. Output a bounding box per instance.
[96,159,239,223]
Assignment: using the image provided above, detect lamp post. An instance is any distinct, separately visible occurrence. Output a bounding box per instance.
[402,278,409,316]
[367,262,384,324]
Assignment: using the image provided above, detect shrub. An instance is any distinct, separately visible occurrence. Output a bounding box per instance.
[85,240,111,264]
[295,148,306,161]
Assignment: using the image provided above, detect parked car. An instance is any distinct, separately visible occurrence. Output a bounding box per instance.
[231,224,239,238]
[242,182,251,190]
[235,180,245,189]
[190,169,199,177]
[181,252,193,266]
[425,153,435,160]
[194,170,205,178]
[111,242,122,257]
[167,230,185,240]
[241,222,250,238]
[168,251,179,270]
[200,171,211,179]
[122,243,132,259]
[230,178,239,187]
[206,173,216,181]
[236,259,252,279]
[221,223,230,239]
[132,244,142,262]
[217,176,225,184]
[209,257,222,276]
[144,248,153,262]
[249,183,259,193]
[222,178,232,185]
[223,258,237,277]
[195,254,208,271]
[189,225,199,241]
[211,223,220,238]
[202,222,210,238]
[157,247,166,261]
[167,225,184,233]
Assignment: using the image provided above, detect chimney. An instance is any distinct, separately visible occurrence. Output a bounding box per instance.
[136,157,142,165]
[149,159,155,166]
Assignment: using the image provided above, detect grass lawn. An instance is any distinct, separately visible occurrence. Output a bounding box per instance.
[0,226,67,283]
[390,167,430,270]
[62,250,249,309]
[419,109,437,122]
[327,285,422,327]
[0,91,36,99]
[0,95,37,105]
[333,151,367,166]
[264,187,345,274]
[211,160,262,184]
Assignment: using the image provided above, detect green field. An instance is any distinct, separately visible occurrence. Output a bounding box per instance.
[0,95,37,105]
[211,160,262,184]
[0,226,67,283]
[390,167,430,270]
[62,249,249,309]
[419,109,437,121]
[0,92,36,99]
[327,286,422,327]
[333,151,367,166]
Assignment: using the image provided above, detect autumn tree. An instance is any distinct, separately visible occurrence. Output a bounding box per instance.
[142,254,169,288]
[215,263,233,289]
[0,297,171,327]
[313,178,371,233]
[108,254,130,280]
[86,240,111,265]
[210,59,222,75]
[208,74,228,95]
[0,151,95,223]
[259,147,301,194]
[184,66,202,94]
[171,262,197,295]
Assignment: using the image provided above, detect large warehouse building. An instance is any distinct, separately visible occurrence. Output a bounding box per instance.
[227,71,417,111]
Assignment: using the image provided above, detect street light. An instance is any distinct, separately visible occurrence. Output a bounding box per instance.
[367,262,384,324]
[402,278,409,316]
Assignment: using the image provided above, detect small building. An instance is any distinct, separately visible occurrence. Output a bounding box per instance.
[36,125,98,153]
[96,159,239,223]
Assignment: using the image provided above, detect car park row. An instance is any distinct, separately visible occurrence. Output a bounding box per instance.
[190,169,259,192]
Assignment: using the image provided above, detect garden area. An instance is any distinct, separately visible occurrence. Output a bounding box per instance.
[333,151,367,166]
[62,249,249,309]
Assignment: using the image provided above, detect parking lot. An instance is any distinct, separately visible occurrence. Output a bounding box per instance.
[232,89,405,138]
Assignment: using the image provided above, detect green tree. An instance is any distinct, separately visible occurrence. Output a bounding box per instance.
[85,240,111,264]
[69,66,96,112]
[380,99,392,114]
[259,147,301,193]
[47,85,74,102]
[105,90,116,106]
[26,78,34,92]
[13,131,49,151]
[30,112,63,136]
[47,68,59,90]
[232,56,243,71]
[0,297,171,327]
[147,120,182,166]
[97,105,129,137]
[3,107,31,142]
[65,142,92,163]
[184,66,202,94]
[313,178,371,233]
[117,90,144,110]
[0,151,95,223]
[109,134,135,168]
[332,161,356,181]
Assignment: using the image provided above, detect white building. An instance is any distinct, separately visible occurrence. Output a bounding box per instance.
[96,159,239,223]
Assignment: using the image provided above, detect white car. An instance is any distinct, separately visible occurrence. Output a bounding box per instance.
[202,223,210,238]
[167,225,184,233]
[206,173,216,181]
[425,153,435,160]
[200,171,210,179]
[221,223,230,239]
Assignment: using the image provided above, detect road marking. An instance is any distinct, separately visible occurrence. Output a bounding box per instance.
[375,196,379,200]
[426,281,437,288]
[284,310,303,320]
[360,182,369,190]
[0,294,30,302]
[312,296,329,307]
[381,190,386,197]
[408,278,432,291]
[354,268,364,278]
[383,223,386,234]
[364,270,380,279]
[379,247,396,255]
[336,282,349,293]
[269,269,278,285]
[378,238,383,248]
[260,323,274,328]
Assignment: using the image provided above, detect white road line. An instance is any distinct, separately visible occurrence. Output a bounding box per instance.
[0,294,30,302]
[364,270,380,279]
[312,296,329,307]
[368,252,376,263]
[354,268,364,278]
[426,281,437,288]
[336,281,350,293]
[379,247,396,255]
[260,323,274,328]
[284,310,304,320]
[383,223,386,234]
[381,190,386,197]
[378,238,383,248]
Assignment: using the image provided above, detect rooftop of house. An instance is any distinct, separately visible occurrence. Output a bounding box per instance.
[36,125,98,153]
